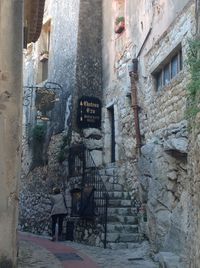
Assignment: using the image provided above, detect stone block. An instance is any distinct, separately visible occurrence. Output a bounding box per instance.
[89,150,103,167]
[121,200,132,207]
[167,171,177,181]
[85,138,103,150]
[106,232,120,242]
[164,137,188,154]
[156,252,181,268]
[119,233,140,242]
[105,168,115,176]
[107,242,127,249]
[83,128,102,139]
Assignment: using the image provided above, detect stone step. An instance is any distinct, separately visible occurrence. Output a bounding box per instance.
[107,191,131,199]
[156,252,183,268]
[107,215,138,224]
[107,223,138,233]
[106,232,141,243]
[104,183,124,192]
[94,200,135,210]
[108,199,132,207]
[107,207,137,216]
[106,242,142,250]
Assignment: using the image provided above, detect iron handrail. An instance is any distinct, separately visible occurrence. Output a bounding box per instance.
[68,144,109,248]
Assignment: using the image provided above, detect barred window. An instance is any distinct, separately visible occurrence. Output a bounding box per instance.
[153,46,182,91]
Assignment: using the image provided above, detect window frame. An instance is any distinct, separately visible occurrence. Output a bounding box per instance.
[153,45,183,91]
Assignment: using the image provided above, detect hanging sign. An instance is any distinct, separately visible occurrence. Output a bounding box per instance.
[77,96,101,129]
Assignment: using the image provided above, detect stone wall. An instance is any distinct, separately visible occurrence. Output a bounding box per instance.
[140,2,194,140]
[19,131,108,247]
[22,0,80,173]
[74,221,105,248]
[22,0,103,171]
[72,0,103,132]
[138,3,195,255]
[21,0,104,244]
[102,0,194,259]
[186,1,200,264]
[19,132,67,235]
[102,1,193,182]
[0,1,23,266]
[187,112,200,267]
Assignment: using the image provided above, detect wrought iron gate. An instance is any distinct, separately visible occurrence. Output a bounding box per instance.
[67,144,109,248]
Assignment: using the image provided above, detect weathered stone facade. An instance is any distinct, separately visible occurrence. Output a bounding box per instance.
[186,1,200,266]
[0,0,45,266]
[72,0,102,131]
[0,1,23,266]
[102,0,195,263]
[186,114,200,267]
[20,0,105,248]
[138,3,194,256]
[22,0,80,174]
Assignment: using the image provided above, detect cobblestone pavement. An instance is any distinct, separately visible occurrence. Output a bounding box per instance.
[18,240,62,268]
[64,241,159,268]
[18,232,159,268]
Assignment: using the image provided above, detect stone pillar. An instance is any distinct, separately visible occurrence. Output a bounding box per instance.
[0,0,23,266]
[72,0,102,131]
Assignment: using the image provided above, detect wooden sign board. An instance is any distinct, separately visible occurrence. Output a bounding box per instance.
[77,96,101,129]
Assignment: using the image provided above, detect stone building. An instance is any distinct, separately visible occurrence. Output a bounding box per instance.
[20,0,200,265]
[0,0,44,266]
[20,0,105,245]
[0,2,23,265]
[102,0,195,261]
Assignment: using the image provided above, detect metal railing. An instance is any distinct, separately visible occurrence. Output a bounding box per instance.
[68,144,109,248]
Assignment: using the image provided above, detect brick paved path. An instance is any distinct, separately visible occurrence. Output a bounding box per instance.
[18,232,158,268]
[18,232,99,268]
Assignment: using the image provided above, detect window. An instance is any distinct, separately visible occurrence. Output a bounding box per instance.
[37,60,48,83]
[163,63,170,86]
[40,20,51,53]
[153,47,182,91]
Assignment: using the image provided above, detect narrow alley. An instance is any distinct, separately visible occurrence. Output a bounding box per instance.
[1,0,200,267]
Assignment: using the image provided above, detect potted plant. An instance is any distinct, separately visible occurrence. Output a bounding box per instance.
[39,50,49,62]
[115,16,125,34]
[35,88,56,112]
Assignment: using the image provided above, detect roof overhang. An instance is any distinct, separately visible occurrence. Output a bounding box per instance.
[24,0,45,44]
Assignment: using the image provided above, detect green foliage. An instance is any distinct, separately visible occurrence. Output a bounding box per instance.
[58,149,66,163]
[60,135,70,149]
[57,134,71,163]
[31,124,47,167]
[115,16,125,25]
[35,89,55,113]
[32,125,46,142]
[186,39,200,118]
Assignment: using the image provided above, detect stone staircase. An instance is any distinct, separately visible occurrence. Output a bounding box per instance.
[100,167,142,249]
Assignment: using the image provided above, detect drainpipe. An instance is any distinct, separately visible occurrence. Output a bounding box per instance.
[129,58,141,155]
